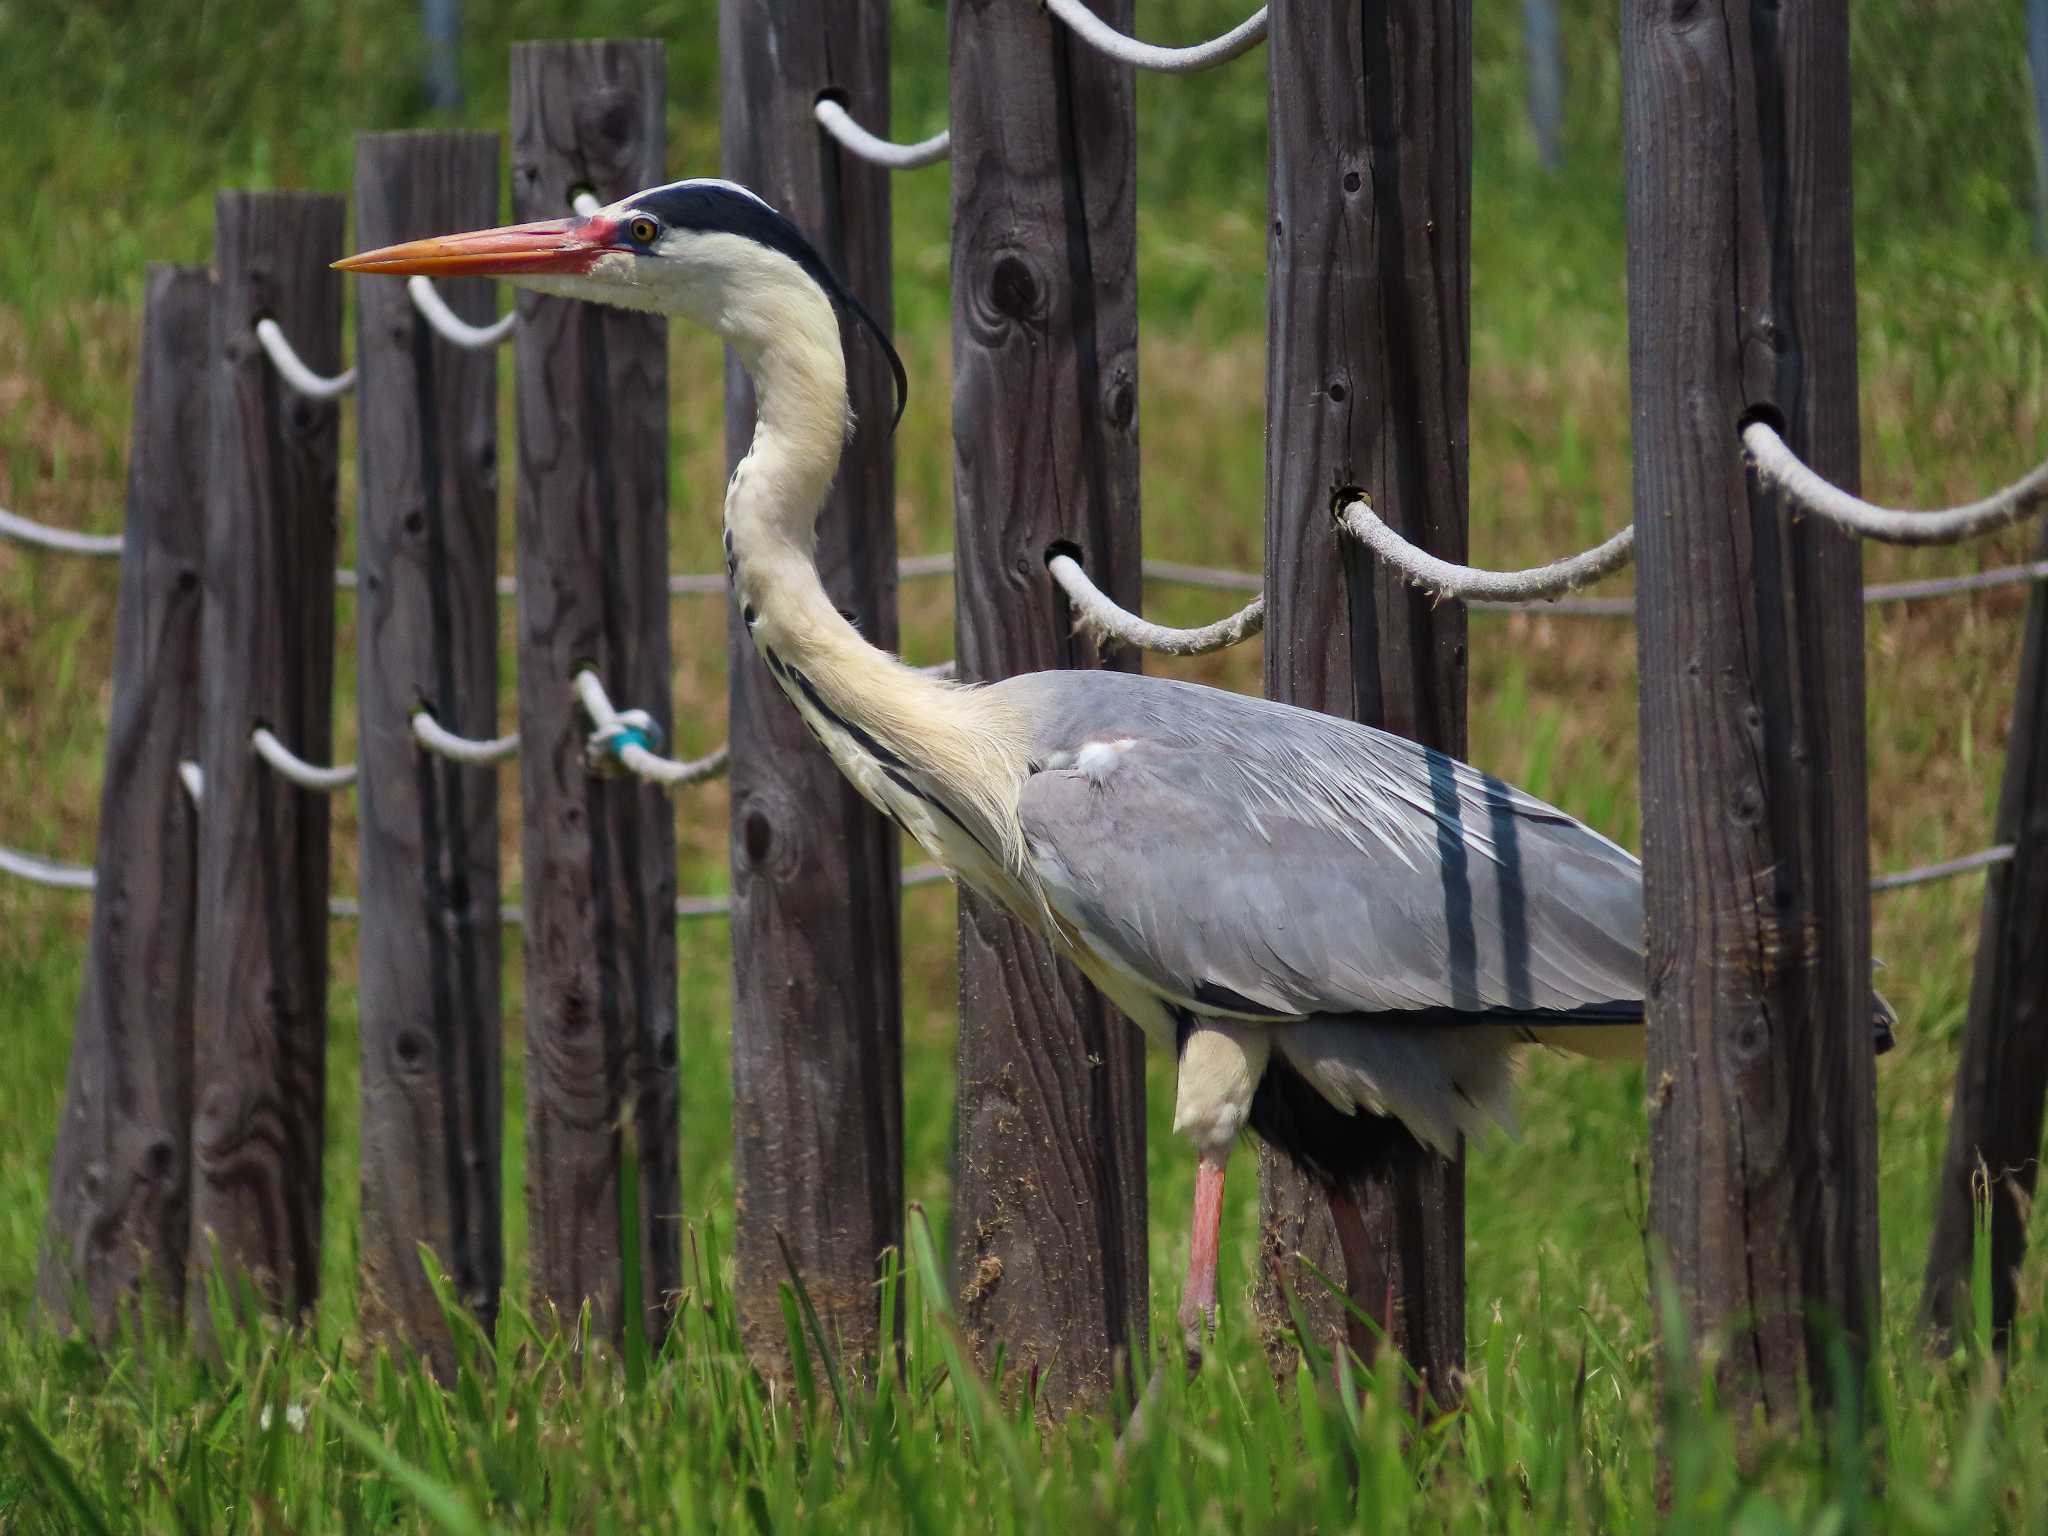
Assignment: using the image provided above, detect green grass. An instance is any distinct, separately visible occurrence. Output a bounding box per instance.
[5,0,2048,1528]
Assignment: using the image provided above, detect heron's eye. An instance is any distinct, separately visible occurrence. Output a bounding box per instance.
[628,216,659,246]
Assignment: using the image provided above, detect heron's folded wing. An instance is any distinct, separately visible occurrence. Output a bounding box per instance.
[1013,706,1644,1023]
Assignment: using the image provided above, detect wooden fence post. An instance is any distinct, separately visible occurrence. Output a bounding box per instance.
[1922,524,2048,1345]
[1255,0,1472,1403]
[509,40,680,1348]
[189,193,347,1326]
[37,264,211,1339]
[1623,0,1877,1428]
[948,0,1148,1410]
[718,0,905,1372]
[352,131,505,1369]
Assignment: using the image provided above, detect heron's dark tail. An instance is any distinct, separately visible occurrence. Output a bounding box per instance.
[1510,991,1897,1058]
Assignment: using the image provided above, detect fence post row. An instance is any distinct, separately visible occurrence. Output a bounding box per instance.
[36,265,211,1340]
[718,0,906,1374]
[1922,517,2048,1345]
[509,40,681,1348]
[1623,0,1878,1429]
[948,0,1149,1410]
[352,131,506,1372]
[188,193,347,1330]
[1255,0,1472,1400]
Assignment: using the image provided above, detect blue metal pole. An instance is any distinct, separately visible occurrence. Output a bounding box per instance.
[423,0,462,112]
[2030,0,2048,249]
[1524,0,1564,173]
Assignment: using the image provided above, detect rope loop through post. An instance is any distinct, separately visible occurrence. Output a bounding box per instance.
[1337,497,1636,604]
[588,707,665,773]
[1042,0,1270,72]
[406,276,517,349]
[0,506,125,556]
[1743,421,2048,546]
[254,318,356,400]
[813,99,951,168]
[1047,552,1264,654]
[410,710,519,765]
[571,668,729,787]
[250,726,358,790]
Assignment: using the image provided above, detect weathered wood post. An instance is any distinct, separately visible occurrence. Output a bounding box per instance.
[718,0,905,1372]
[1623,0,1877,1428]
[1256,0,1471,1403]
[189,193,346,1326]
[1922,524,2048,1346]
[510,40,681,1347]
[352,131,505,1368]
[949,0,1148,1409]
[37,265,211,1338]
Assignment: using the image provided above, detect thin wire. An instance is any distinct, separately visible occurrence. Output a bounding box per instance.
[813,99,950,169]
[253,319,355,400]
[407,276,517,349]
[1872,844,2017,893]
[0,845,95,889]
[251,726,358,790]
[0,506,125,556]
[1744,422,2048,547]
[1339,499,1637,604]
[411,711,518,764]
[1047,553,1264,654]
[1042,0,1269,72]
[572,669,728,786]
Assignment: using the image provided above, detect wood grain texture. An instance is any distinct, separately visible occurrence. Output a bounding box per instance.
[1255,0,1471,1406]
[37,265,210,1338]
[189,195,345,1327]
[510,41,681,1346]
[1922,519,2048,1345]
[718,0,905,1375]
[1622,0,1876,1423]
[352,132,505,1372]
[949,0,1148,1411]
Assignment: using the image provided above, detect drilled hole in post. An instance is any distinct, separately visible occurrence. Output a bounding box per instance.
[1044,539,1084,570]
[1737,402,1788,440]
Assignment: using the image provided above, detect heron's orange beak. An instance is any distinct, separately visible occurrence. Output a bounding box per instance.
[333,216,616,278]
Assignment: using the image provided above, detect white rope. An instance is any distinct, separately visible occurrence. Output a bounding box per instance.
[1872,844,2017,894]
[0,506,124,556]
[407,276,517,350]
[1744,422,2048,547]
[251,727,358,790]
[179,761,204,802]
[0,845,95,889]
[411,711,518,764]
[813,99,950,169]
[1047,553,1264,655]
[572,670,728,787]
[253,319,355,400]
[1042,0,1269,72]
[1338,499,1636,604]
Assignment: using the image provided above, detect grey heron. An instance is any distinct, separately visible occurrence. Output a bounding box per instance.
[337,180,1895,1368]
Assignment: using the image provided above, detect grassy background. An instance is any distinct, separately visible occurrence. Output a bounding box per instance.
[3,0,2048,1528]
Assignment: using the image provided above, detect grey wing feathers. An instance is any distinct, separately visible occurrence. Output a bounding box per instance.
[1000,670,1644,1023]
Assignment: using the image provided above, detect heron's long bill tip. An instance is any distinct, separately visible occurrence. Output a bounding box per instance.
[332,218,605,277]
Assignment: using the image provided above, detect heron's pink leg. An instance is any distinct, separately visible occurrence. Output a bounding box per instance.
[1175,1151,1228,1367]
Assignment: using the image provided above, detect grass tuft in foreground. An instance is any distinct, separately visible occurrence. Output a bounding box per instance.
[4,1206,2046,1534]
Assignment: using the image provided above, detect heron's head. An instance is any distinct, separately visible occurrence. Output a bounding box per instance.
[336,177,905,428]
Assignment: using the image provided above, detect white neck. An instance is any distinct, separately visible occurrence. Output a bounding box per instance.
[675,244,1034,876]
